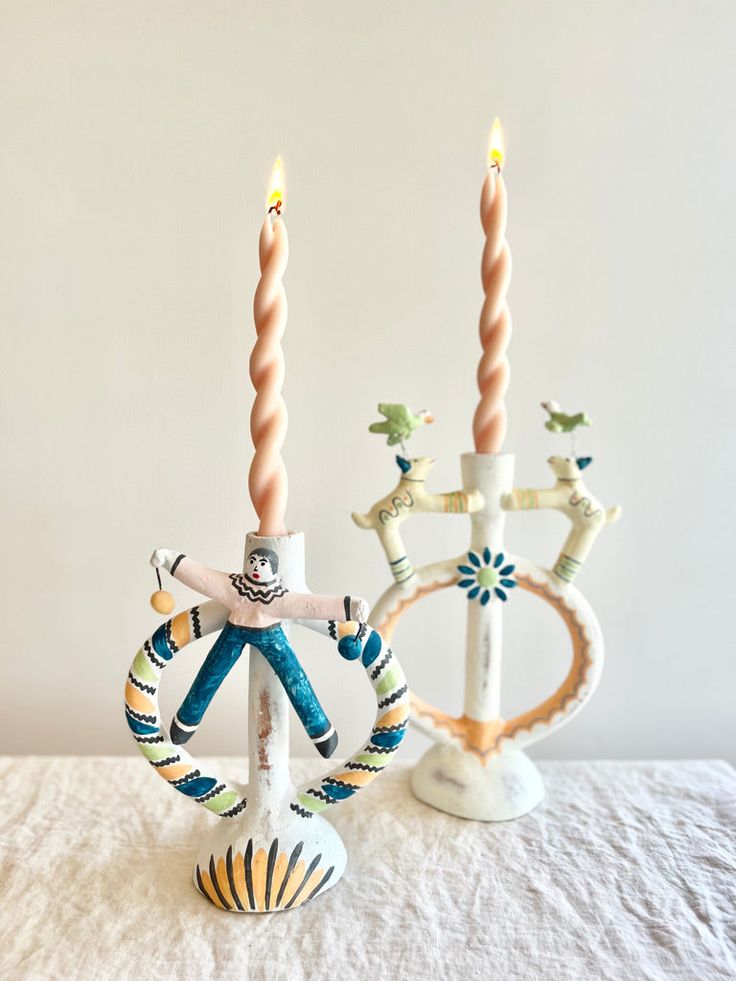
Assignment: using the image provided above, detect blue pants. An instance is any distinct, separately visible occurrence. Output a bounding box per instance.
[176,622,330,741]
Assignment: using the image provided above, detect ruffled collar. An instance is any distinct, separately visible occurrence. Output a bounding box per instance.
[228,573,287,605]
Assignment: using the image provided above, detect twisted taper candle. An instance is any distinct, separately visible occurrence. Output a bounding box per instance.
[249,213,289,536]
[472,165,512,454]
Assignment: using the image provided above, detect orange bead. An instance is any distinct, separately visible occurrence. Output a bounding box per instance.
[150,590,175,615]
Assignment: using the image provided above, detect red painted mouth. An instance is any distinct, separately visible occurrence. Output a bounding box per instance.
[252,572,260,579]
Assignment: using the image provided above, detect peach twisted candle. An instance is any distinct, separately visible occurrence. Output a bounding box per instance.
[249,158,289,536]
[472,120,512,454]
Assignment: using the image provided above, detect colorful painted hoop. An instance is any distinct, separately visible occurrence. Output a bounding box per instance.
[125,603,409,818]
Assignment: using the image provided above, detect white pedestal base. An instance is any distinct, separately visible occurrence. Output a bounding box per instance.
[410,743,544,822]
[194,802,347,912]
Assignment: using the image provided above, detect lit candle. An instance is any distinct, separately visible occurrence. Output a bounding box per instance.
[472,119,512,455]
[249,157,289,536]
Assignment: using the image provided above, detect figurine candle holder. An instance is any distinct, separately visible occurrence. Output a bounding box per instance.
[352,120,620,822]
[354,444,617,821]
[126,532,408,909]
[125,158,408,910]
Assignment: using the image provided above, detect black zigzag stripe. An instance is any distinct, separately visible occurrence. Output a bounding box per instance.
[345,762,383,773]
[191,606,202,639]
[370,651,392,680]
[327,620,337,640]
[135,734,165,745]
[306,788,337,804]
[126,707,158,724]
[172,769,201,786]
[378,685,408,708]
[197,783,226,803]
[220,798,248,818]
[152,755,180,768]
[363,743,395,755]
[289,803,314,819]
[165,620,179,654]
[324,777,360,791]
[127,673,156,695]
[373,721,409,734]
[144,641,165,670]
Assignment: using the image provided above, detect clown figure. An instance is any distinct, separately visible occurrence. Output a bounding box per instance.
[150,547,370,758]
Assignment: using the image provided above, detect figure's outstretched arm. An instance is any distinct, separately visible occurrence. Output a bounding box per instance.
[276,592,369,623]
[150,548,231,604]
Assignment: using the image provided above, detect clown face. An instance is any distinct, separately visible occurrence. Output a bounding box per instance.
[246,548,279,585]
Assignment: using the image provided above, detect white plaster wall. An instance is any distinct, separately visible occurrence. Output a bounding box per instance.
[1,1,734,762]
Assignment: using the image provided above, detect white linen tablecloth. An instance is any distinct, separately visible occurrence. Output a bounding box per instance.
[0,757,734,980]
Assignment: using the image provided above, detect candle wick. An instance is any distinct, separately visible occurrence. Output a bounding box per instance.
[268,200,282,216]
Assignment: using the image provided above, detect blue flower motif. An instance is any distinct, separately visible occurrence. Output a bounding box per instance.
[457,547,517,604]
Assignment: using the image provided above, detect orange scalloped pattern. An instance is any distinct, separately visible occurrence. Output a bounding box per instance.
[379,573,594,764]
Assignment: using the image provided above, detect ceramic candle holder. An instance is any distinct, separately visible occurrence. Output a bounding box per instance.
[125,531,409,910]
[354,450,620,822]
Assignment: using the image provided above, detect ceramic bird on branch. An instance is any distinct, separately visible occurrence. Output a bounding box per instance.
[541,400,592,455]
[541,400,591,434]
[368,403,434,453]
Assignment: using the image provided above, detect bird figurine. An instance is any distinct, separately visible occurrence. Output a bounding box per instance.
[368,403,434,453]
[541,400,592,456]
[541,400,592,433]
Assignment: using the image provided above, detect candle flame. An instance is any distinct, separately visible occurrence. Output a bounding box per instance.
[266,155,285,214]
[488,118,505,171]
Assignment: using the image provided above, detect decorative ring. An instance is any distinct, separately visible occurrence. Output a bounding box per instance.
[125,604,409,817]
[369,554,603,763]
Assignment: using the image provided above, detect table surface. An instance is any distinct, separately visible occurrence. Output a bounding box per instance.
[1,757,734,981]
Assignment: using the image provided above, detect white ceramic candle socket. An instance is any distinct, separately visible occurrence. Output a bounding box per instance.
[125,532,409,910]
[358,453,608,822]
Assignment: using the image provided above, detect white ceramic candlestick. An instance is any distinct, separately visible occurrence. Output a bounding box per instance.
[410,454,545,821]
[352,125,619,821]
[365,449,606,822]
[461,453,512,722]
[193,533,347,908]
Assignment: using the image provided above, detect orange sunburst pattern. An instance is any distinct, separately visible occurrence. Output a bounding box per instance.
[195,839,335,912]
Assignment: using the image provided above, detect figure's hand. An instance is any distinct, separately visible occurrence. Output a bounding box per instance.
[349,597,370,622]
[501,492,518,511]
[150,549,167,569]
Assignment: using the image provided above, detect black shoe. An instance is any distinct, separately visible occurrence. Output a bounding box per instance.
[170,715,197,745]
[313,727,338,759]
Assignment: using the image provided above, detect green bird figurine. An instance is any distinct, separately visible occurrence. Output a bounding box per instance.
[541,400,592,434]
[368,403,434,452]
